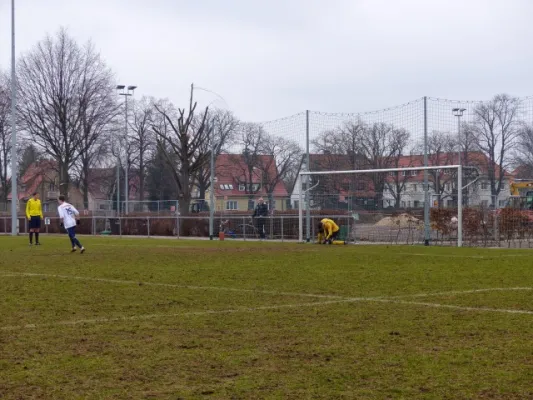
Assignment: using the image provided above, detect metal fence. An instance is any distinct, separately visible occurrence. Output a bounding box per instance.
[2,211,533,248]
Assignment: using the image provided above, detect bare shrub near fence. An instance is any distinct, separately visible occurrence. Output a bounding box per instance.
[430,208,455,243]
[499,208,530,247]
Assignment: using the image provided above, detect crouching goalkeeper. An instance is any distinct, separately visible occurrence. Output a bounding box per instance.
[317,218,340,244]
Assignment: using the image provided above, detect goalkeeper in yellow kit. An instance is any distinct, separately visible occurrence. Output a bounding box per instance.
[317,218,341,244]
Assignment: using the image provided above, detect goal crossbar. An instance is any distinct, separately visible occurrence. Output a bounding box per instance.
[298,165,463,246]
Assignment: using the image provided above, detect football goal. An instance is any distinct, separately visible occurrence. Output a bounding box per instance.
[297,165,464,246]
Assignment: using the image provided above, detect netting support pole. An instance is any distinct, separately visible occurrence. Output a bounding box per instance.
[10,0,17,236]
[423,96,430,246]
[209,121,215,240]
[305,110,311,242]
[298,173,303,243]
[458,164,463,247]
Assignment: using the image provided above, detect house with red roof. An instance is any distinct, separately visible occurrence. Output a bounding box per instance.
[207,153,289,212]
[7,160,144,214]
[382,151,513,208]
[7,159,85,213]
[290,153,377,210]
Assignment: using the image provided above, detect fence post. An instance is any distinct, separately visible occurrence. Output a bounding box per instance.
[243,216,246,241]
[176,215,180,239]
[92,216,95,236]
[147,217,150,237]
[119,217,122,237]
[281,215,284,242]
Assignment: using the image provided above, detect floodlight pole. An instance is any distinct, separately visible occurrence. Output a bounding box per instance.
[10,0,18,236]
[117,85,137,214]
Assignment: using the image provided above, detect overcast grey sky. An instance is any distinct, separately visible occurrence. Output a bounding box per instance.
[1,0,532,121]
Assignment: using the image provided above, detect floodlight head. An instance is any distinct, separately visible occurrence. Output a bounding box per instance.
[452,108,466,117]
[116,85,125,90]
[127,85,137,91]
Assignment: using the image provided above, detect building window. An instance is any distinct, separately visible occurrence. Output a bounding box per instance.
[498,200,506,207]
[239,184,245,192]
[248,200,255,210]
[411,170,418,176]
[481,200,489,208]
[412,184,417,192]
[501,183,505,190]
[389,171,396,177]
[43,203,49,212]
[447,200,454,207]
[414,200,420,208]
[481,181,488,190]
[402,171,407,176]
[220,184,234,190]
[293,200,299,209]
[49,183,55,191]
[401,201,406,208]
[226,200,238,210]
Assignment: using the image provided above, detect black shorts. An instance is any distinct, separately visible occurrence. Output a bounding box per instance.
[324,230,339,243]
[29,216,41,229]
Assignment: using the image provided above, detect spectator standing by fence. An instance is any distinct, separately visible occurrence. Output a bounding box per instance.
[252,197,268,239]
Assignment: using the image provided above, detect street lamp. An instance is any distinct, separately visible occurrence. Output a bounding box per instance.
[116,84,136,215]
[452,108,466,166]
[453,108,466,210]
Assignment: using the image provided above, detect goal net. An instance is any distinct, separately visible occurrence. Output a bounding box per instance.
[297,165,464,246]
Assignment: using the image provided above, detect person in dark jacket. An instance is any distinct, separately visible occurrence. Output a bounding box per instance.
[252,197,269,239]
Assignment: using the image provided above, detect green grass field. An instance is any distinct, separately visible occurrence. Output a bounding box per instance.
[1,236,533,399]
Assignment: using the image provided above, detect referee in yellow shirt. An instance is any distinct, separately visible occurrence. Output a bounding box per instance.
[26,192,43,246]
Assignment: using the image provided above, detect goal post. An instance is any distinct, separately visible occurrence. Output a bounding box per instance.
[298,164,463,247]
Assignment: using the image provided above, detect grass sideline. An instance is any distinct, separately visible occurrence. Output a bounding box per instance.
[1,236,533,399]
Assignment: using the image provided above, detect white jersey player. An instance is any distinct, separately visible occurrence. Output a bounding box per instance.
[58,195,86,253]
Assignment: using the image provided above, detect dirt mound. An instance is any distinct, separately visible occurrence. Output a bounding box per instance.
[375,213,421,228]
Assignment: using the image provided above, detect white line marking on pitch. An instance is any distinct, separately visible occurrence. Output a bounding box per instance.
[0,298,367,331]
[2,272,533,331]
[395,252,533,259]
[0,272,347,300]
[3,295,533,332]
[369,298,533,316]
[391,287,533,299]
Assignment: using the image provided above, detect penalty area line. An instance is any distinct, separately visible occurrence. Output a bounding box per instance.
[0,272,348,300]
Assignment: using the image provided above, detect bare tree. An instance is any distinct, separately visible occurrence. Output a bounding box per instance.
[417,131,458,207]
[311,122,366,208]
[194,109,239,201]
[226,123,265,205]
[258,135,302,211]
[514,124,533,178]
[129,97,156,202]
[0,74,11,204]
[17,28,116,200]
[468,94,521,205]
[152,86,212,216]
[383,128,411,208]
[355,122,409,208]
